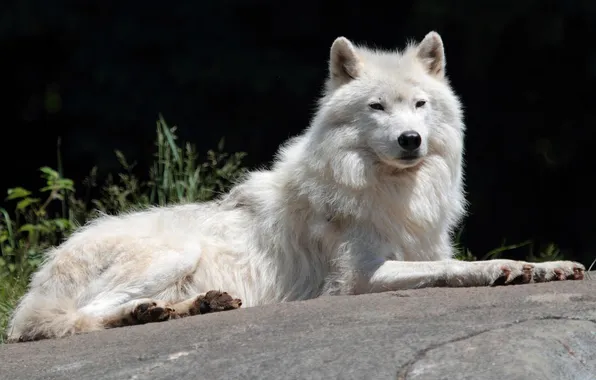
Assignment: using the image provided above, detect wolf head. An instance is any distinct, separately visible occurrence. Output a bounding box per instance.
[307,31,464,189]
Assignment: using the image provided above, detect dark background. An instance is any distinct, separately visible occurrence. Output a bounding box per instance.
[1,0,595,263]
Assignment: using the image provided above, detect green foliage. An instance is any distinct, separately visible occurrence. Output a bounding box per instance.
[88,115,246,215]
[453,227,562,263]
[0,167,75,278]
[0,116,246,342]
[0,273,29,343]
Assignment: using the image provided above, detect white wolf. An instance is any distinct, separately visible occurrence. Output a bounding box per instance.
[7,31,585,342]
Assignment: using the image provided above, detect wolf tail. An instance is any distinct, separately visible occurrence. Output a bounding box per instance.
[6,291,104,342]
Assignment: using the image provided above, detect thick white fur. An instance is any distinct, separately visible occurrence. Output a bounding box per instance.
[7,31,584,342]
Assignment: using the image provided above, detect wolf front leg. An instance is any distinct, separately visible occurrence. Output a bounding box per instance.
[360,259,585,293]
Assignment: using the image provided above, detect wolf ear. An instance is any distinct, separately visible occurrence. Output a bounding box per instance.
[416,31,446,78]
[329,37,362,86]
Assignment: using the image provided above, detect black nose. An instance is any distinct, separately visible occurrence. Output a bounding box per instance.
[397,131,421,152]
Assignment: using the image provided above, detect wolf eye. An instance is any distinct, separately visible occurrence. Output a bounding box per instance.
[369,102,385,111]
[415,100,427,108]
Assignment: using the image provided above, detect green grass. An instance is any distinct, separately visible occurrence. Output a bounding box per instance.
[0,272,29,341]
[452,227,567,263]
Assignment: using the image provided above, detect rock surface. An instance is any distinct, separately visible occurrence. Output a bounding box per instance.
[2,274,596,380]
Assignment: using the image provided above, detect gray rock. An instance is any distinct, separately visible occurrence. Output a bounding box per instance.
[2,274,595,380]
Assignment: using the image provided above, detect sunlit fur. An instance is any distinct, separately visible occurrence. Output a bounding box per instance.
[7,32,583,342]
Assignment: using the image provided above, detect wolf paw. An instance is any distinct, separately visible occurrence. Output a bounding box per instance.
[490,260,585,286]
[531,261,585,282]
[490,262,534,286]
[191,290,242,315]
[132,301,175,324]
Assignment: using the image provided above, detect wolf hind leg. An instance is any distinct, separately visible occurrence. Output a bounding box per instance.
[100,290,243,329]
[169,290,243,318]
[100,298,175,328]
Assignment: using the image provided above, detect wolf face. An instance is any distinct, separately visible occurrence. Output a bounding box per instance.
[309,32,464,188]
